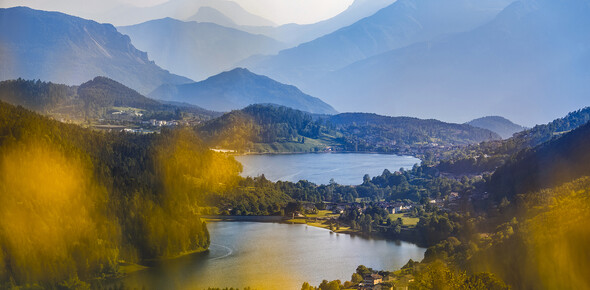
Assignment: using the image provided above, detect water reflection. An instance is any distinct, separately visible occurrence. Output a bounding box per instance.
[107,221,425,289]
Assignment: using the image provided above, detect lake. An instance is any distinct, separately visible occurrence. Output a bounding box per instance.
[112,221,426,289]
[235,153,420,185]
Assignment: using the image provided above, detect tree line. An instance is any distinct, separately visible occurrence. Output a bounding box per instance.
[0,101,239,287]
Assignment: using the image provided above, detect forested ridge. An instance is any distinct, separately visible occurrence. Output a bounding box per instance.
[0,79,502,155]
[197,104,324,149]
[197,104,500,153]
[490,120,590,200]
[301,112,590,289]
[0,101,239,287]
[435,106,590,175]
[0,78,218,122]
[0,78,81,116]
[329,113,500,151]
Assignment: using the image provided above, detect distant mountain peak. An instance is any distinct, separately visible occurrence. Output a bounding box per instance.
[301,0,590,125]
[117,19,285,81]
[149,69,337,115]
[186,6,237,27]
[217,67,252,76]
[0,7,191,95]
[78,76,162,110]
[245,0,513,91]
[467,116,526,139]
[209,67,273,82]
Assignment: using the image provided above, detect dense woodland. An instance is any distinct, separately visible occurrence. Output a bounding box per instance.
[301,109,590,289]
[0,101,240,287]
[197,104,500,153]
[197,104,324,149]
[0,98,494,287]
[328,113,500,152]
[435,106,590,175]
[2,78,590,289]
[0,78,82,117]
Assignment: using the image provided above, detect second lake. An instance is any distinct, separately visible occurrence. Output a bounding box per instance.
[235,153,420,185]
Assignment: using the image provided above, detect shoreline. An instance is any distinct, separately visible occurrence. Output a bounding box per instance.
[94,244,211,286]
[204,215,427,247]
[96,216,426,287]
[203,215,287,222]
[284,217,428,247]
[232,150,419,158]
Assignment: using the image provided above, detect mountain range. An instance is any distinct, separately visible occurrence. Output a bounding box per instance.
[0,7,192,95]
[4,0,590,127]
[96,0,276,27]
[186,6,238,27]
[213,0,398,47]
[115,0,398,82]
[149,68,337,115]
[466,116,526,139]
[305,0,590,126]
[117,18,285,81]
[243,0,512,88]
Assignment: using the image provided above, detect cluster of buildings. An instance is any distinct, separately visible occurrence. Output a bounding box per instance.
[141,119,179,127]
[361,273,386,289]
[123,128,155,134]
[111,109,143,117]
[326,201,415,215]
[358,273,409,290]
[118,119,181,134]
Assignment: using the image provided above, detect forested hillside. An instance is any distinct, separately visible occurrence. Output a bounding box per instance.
[197,104,325,150]
[78,76,162,110]
[490,120,590,200]
[329,113,500,152]
[197,105,500,154]
[436,107,590,174]
[0,101,240,286]
[301,111,590,289]
[0,78,82,117]
[0,78,218,121]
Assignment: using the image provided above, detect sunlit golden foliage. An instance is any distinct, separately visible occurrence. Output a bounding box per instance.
[469,177,590,289]
[410,260,467,290]
[156,128,242,197]
[0,140,119,285]
[125,128,242,258]
[410,260,508,290]
[199,111,256,150]
[524,177,590,289]
[0,101,249,286]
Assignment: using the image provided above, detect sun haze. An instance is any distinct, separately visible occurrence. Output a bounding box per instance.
[0,0,355,25]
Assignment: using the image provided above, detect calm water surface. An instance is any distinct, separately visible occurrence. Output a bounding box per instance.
[235,153,420,185]
[115,222,425,290]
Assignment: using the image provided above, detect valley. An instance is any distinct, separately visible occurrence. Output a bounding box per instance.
[1,0,589,289]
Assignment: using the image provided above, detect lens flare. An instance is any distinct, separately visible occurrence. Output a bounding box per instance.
[0,140,118,284]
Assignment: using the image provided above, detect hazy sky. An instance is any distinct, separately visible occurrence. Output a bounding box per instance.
[0,0,355,25]
[233,0,354,24]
